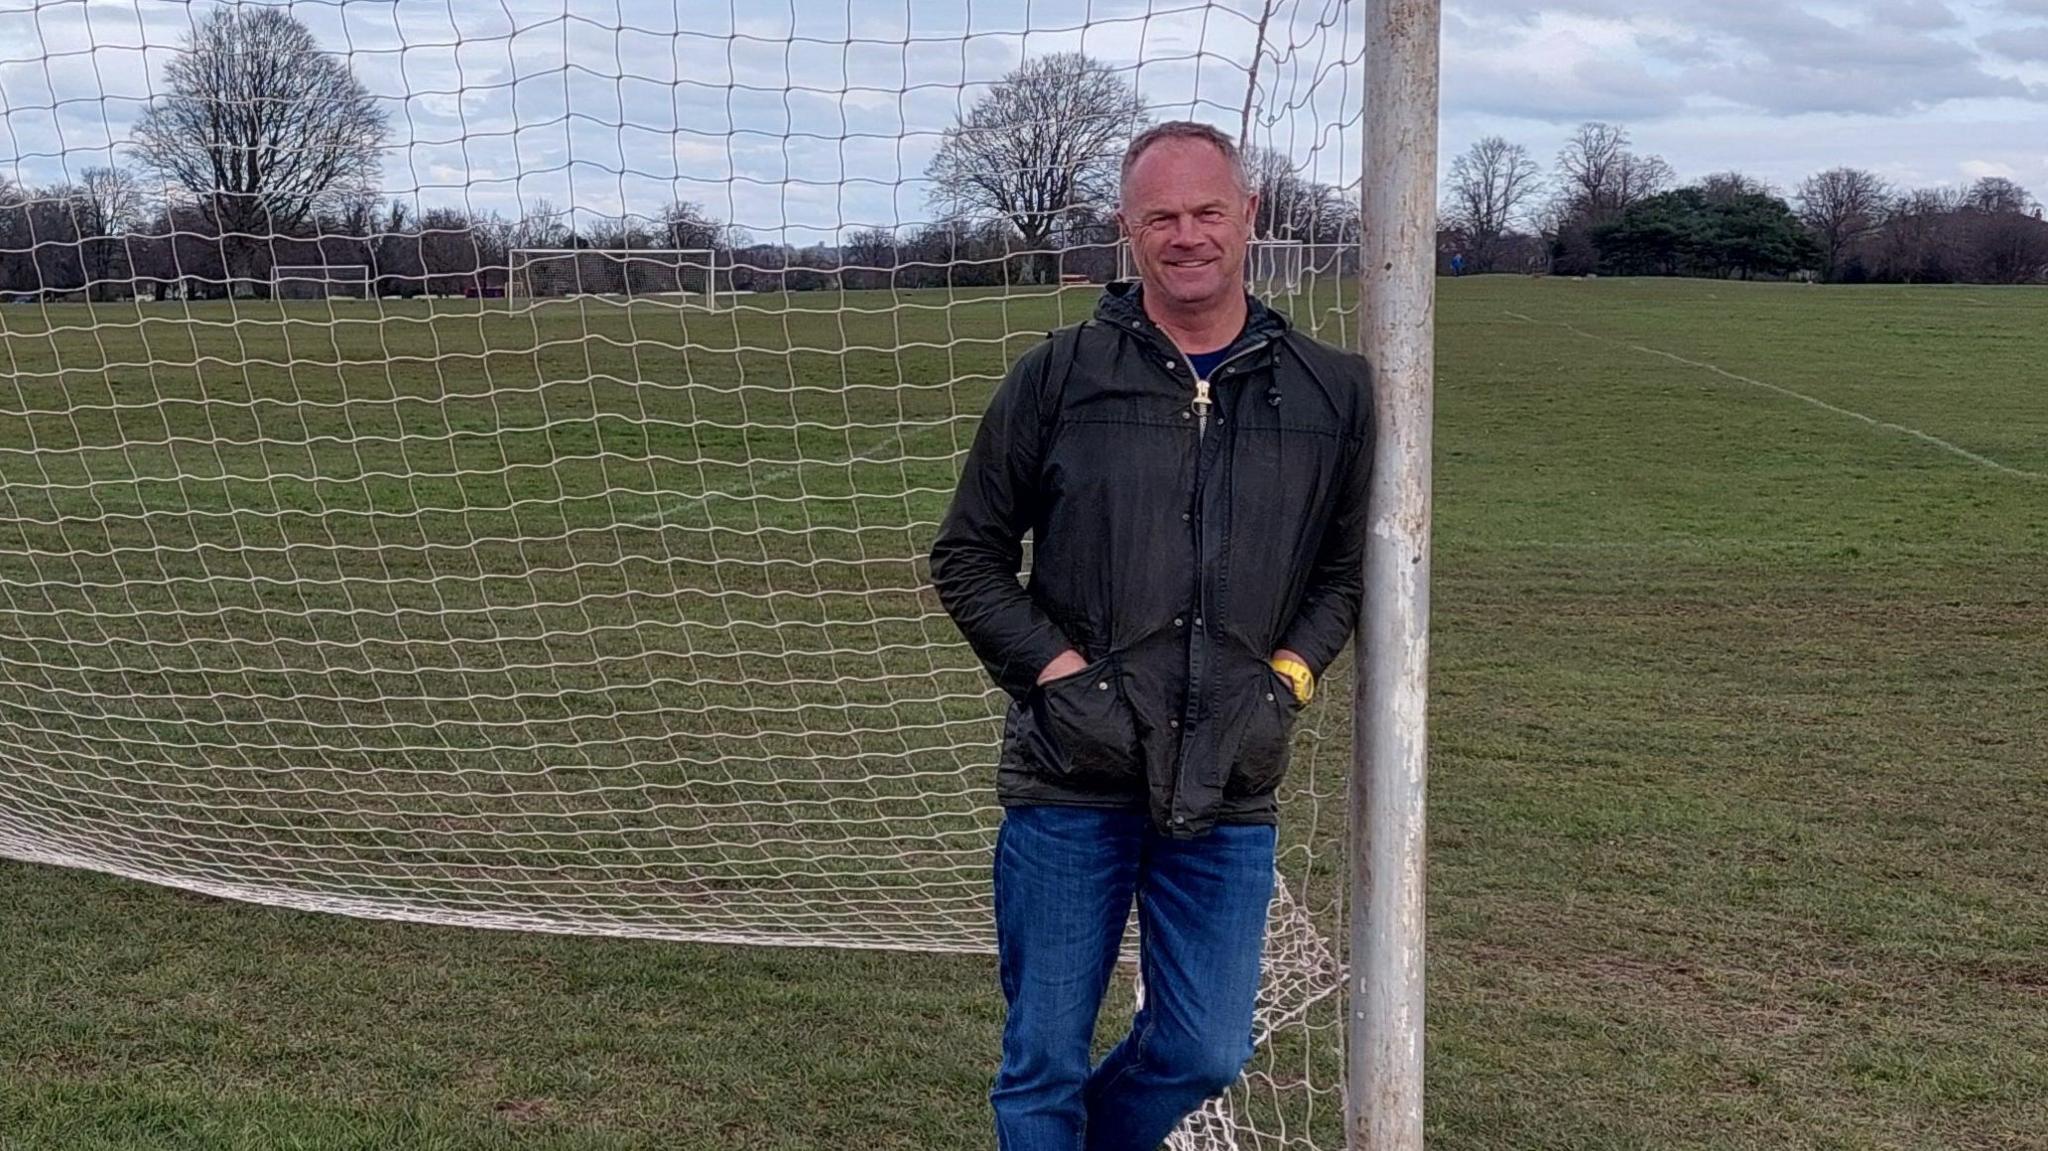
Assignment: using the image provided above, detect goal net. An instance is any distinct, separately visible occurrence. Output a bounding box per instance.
[273,264,371,300]
[1118,238,1314,296]
[0,2,1370,1146]
[1247,240,1308,296]
[509,248,720,309]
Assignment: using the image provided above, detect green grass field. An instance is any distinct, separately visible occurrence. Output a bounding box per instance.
[2,277,2044,1149]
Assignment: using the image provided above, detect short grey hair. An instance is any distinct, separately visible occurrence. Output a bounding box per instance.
[1119,121,1249,202]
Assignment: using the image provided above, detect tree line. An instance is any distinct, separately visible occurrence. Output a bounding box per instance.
[1442,122,2048,283]
[0,4,2035,302]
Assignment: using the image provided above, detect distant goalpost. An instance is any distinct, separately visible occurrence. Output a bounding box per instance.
[508,248,721,309]
[0,3,1436,1150]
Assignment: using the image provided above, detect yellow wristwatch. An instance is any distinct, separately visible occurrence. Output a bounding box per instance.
[1268,656,1314,705]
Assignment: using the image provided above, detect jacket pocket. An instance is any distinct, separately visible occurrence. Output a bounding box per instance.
[1226,667,1306,797]
[1024,655,1142,790]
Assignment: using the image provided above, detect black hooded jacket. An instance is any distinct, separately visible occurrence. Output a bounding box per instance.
[929,283,1374,837]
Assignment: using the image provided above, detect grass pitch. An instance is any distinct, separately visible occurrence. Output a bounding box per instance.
[2,277,2044,1149]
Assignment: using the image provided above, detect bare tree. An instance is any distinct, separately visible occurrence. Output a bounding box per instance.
[1696,170,1776,205]
[840,227,898,290]
[1055,202,1122,281]
[77,167,145,233]
[1875,187,1963,283]
[1553,122,1669,221]
[926,53,1143,284]
[69,167,147,298]
[1964,176,2039,216]
[130,6,387,293]
[1443,136,1543,272]
[885,214,1015,289]
[499,199,570,294]
[327,190,382,239]
[304,190,380,273]
[1554,122,1625,218]
[1964,210,2048,283]
[124,202,229,299]
[584,217,654,251]
[465,210,514,292]
[410,207,482,295]
[1898,186,1965,216]
[0,181,25,292]
[508,199,570,250]
[0,183,85,295]
[1244,146,1350,243]
[659,201,729,251]
[370,200,422,297]
[566,217,650,294]
[1612,151,1676,211]
[1953,179,2047,284]
[1796,168,1892,281]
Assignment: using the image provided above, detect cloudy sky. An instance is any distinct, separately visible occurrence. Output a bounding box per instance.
[0,0,2042,244]
[1445,0,2048,199]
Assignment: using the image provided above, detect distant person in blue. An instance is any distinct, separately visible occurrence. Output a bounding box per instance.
[1450,252,1466,277]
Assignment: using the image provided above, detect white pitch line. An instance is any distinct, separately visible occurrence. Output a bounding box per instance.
[1503,310,2043,481]
[629,427,910,526]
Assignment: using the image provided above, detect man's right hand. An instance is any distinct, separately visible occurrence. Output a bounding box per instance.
[1035,648,1088,685]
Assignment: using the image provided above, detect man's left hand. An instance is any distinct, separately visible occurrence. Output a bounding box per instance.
[1268,648,1314,704]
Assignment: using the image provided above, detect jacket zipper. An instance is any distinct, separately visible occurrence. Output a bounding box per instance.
[1167,336,1267,828]
[1178,342,1265,440]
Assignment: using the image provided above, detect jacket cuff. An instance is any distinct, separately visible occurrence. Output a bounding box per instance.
[998,621,1076,701]
[1274,624,1338,682]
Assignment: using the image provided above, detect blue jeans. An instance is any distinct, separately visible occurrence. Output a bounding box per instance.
[990,804,1277,1151]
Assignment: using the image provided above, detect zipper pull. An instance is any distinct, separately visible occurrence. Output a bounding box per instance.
[1192,377,1211,417]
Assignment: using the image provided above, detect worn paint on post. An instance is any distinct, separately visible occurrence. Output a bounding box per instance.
[1350,0,1438,1148]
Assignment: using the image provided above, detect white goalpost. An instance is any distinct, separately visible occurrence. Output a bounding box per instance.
[0,3,1435,1149]
[272,263,370,299]
[508,247,721,309]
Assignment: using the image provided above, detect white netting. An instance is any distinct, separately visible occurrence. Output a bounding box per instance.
[1247,239,1306,295]
[509,248,720,308]
[0,1,1366,1145]
[273,263,370,299]
[1117,238,1312,296]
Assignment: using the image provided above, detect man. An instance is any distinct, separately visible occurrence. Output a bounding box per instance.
[929,120,1374,1150]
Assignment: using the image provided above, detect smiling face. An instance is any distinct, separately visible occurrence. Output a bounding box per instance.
[1116,136,1258,318]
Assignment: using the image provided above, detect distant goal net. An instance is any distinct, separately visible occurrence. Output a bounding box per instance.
[509,248,720,309]
[0,2,1375,1148]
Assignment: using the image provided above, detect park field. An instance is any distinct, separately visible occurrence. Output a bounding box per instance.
[1,276,2044,1149]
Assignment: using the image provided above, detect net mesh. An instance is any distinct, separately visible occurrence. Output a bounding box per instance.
[273,264,371,299]
[0,1,1366,1145]
[509,248,719,306]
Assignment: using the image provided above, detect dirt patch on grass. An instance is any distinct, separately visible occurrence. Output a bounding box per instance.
[492,1096,555,1123]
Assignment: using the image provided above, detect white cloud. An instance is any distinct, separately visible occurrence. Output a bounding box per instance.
[1960,157,2021,178]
